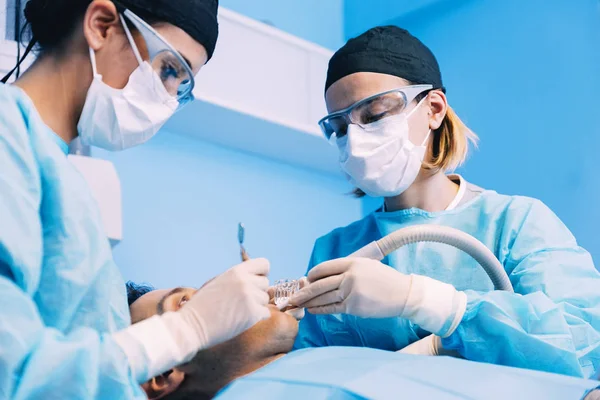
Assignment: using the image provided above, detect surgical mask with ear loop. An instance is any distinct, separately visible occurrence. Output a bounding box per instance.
[77,16,179,151]
[337,97,431,198]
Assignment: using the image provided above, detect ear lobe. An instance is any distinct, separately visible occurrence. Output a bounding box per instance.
[427,91,448,130]
[152,371,171,390]
[82,0,121,50]
[142,369,186,399]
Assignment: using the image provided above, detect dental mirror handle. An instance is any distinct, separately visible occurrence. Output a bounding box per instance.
[238,223,250,262]
[240,246,249,262]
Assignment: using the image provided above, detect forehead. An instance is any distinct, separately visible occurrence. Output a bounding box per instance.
[325,72,410,113]
[153,23,208,74]
[129,289,170,323]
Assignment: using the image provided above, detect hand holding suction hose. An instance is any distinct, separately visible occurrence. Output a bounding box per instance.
[290,257,467,338]
[292,224,513,356]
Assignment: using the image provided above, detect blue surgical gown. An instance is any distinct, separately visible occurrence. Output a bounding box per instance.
[295,184,600,379]
[218,347,600,400]
[0,85,144,399]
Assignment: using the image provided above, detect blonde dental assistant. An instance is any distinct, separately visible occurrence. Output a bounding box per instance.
[0,0,271,398]
[291,25,600,378]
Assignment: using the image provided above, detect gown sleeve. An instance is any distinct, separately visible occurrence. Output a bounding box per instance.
[442,199,600,378]
[0,106,146,399]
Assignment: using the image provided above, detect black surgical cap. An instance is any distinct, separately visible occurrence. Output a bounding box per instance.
[123,0,219,60]
[325,25,444,94]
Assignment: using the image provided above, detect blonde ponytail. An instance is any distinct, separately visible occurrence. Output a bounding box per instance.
[424,105,478,172]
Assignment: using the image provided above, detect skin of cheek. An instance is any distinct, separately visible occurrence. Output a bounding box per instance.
[184,307,298,372]
[93,28,148,89]
[407,101,433,146]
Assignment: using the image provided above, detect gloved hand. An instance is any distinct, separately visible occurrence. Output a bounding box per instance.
[289,257,467,338]
[113,259,271,383]
[174,258,272,349]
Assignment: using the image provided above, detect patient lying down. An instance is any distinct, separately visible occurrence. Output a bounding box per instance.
[127,282,298,399]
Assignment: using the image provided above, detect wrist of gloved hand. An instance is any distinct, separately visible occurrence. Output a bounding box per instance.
[400,274,467,338]
[112,311,207,383]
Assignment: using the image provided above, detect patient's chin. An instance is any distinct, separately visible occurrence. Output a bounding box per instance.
[182,353,286,397]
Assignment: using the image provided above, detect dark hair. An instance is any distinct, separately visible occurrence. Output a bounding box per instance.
[125,281,155,306]
[162,386,212,400]
[22,0,162,52]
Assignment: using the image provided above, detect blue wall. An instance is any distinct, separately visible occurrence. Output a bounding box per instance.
[344,0,448,40]
[221,0,345,50]
[94,1,356,289]
[101,0,600,290]
[345,0,600,262]
[96,132,360,289]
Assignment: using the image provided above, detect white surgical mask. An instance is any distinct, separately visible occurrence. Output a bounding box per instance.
[338,97,430,197]
[77,20,178,151]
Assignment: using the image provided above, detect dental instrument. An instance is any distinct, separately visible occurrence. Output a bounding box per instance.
[238,222,249,262]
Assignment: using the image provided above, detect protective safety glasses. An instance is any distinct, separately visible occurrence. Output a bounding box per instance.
[121,8,196,106]
[318,84,433,141]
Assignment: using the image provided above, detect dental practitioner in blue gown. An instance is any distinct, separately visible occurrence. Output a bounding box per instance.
[0,0,272,398]
[290,26,600,379]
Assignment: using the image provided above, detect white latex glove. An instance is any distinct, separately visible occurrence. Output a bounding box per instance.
[289,258,467,338]
[113,259,271,383]
[175,258,272,348]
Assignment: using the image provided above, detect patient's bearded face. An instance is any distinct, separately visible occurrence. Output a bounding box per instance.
[130,287,298,399]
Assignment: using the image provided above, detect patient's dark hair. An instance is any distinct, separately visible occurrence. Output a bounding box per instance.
[125,281,155,306]
[163,389,211,400]
[163,387,212,400]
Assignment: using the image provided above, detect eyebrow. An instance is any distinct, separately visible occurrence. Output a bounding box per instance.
[157,287,186,314]
[179,52,192,69]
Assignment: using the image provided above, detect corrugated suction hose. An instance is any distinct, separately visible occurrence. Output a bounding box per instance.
[350,224,514,356]
[350,224,513,292]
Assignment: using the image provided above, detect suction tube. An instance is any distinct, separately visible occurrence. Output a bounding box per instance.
[350,224,513,292]
[350,224,513,356]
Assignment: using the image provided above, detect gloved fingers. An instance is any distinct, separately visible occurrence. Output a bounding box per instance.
[307,258,352,283]
[298,289,344,309]
[246,274,270,291]
[285,307,305,321]
[298,276,309,289]
[267,286,276,304]
[238,257,270,276]
[252,287,270,305]
[306,302,344,315]
[289,275,343,306]
[253,303,272,322]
